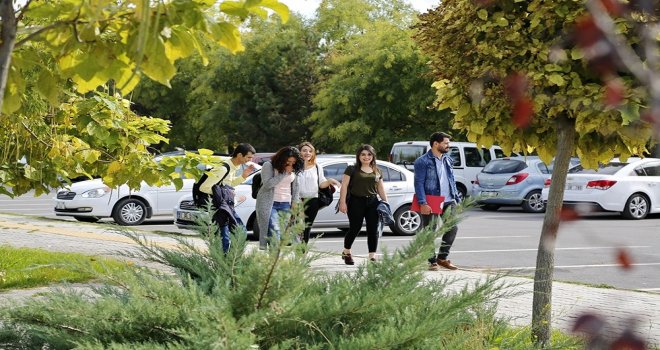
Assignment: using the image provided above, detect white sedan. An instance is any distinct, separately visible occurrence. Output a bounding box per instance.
[174,157,422,236]
[542,157,660,219]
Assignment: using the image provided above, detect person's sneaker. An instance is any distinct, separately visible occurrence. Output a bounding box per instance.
[437,259,458,270]
[342,252,355,265]
[428,262,440,271]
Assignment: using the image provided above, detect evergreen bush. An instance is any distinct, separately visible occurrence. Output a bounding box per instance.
[0,199,581,349]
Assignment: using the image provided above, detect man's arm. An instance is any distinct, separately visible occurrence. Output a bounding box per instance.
[199,165,229,194]
[413,158,427,205]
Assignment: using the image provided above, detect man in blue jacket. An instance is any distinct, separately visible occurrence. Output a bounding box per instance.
[413,132,461,271]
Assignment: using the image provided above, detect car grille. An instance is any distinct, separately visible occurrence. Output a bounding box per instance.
[57,191,76,200]
[179,200,197,211]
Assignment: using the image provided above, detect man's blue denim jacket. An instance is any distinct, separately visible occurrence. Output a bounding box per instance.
[413,150,460,205]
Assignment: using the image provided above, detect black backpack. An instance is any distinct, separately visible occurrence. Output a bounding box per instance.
[251,172,262,199]
[193,162,230,207]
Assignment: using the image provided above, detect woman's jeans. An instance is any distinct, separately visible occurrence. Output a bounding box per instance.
[267,201,291,245]
[344,195,379,253]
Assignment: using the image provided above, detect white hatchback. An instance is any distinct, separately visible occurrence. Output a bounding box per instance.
[541,157,660,219]
[174,157,423,236]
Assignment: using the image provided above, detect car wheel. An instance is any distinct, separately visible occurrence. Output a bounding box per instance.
[622,193,649,220]
[112,198,147,225]
[456,184,467,200]
[522,190,545,213]
[480,204,500,211]
[390,204,421,236]
[74,216,100,223]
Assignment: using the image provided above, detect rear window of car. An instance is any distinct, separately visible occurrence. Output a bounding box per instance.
[482,159,527,174]
[568,162,627,174]
[391,145,426,165]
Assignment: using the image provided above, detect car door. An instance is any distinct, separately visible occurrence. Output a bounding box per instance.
[156,179,194,216]
[637,161,660,210]
[314,160,352,225]
[378,164,410,210]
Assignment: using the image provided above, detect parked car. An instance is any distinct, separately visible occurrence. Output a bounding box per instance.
[473,157,554,213]
[53,156,256,225]
[389,141,519,199]
[174,157,423,236]
[542,157,660,219]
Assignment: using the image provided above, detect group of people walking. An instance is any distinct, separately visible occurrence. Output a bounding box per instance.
[196,131,462,271]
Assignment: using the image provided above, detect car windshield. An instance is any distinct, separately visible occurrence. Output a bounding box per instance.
[391,145,425,165]
[568,162,627,174]
[482,159,527,174]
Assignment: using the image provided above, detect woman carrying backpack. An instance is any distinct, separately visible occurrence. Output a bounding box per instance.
[256,146,304,250]
[297,142,341,245]
[337,144,388,264]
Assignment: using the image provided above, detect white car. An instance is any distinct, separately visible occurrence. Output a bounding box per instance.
[541,157,660,219]
[174,157,422,236]
[54,178,195,225]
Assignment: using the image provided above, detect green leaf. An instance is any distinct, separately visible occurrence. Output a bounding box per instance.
[547,74,565,86]
[220,1,250,19]
[477,9,488,20]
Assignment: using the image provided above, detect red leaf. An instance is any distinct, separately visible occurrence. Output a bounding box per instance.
[610,330,647,350]
[512,98,533,128]
[504,72,528,100]
[604,79,625,107]
[617,248,633,270]
[575,15,602,48]
[560,207,580,221]
[599,0,625,16]
[572,313,605,335]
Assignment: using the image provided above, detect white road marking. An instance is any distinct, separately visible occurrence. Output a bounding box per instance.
[317,235,532,243]
[485,262,660,271]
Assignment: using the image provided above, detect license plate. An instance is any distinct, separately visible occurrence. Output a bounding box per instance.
[177,212,198,221]
[55,201,66,210]
[567,185,583,191]
[482,191,498,198]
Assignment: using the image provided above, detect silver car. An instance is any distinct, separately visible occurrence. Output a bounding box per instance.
[174,157,422,236]
[472,157,553,213]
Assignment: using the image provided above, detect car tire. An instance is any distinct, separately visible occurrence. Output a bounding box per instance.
[622,193,649,220]
[456,184,467,200]
[74,216,100,223]
[112,198,147,226]
[390,204,421,236]
[522,190,545,213]
[480,204,500,212]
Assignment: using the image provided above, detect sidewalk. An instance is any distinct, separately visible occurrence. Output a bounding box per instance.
[1,213,658,346]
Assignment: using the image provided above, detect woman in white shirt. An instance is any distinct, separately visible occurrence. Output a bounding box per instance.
[255,146,304,250]
[297,142,341,244]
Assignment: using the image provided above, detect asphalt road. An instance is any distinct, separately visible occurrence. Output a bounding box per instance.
[2,191,659,292]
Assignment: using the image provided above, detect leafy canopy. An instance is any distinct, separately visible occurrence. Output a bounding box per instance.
[414,0,652,168]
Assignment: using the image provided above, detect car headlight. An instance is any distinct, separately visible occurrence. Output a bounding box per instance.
[81,186,110,198]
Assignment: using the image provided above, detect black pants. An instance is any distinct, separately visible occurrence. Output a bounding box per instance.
[302,197,321,244]
[344,195,379,253]
[423,201,458,262]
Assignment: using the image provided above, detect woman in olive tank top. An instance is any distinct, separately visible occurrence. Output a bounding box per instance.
[337,144,388,265]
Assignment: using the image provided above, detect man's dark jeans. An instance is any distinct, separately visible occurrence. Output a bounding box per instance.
[422,201,458,263]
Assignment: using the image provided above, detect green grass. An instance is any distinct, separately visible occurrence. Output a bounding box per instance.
[0,245,133,290]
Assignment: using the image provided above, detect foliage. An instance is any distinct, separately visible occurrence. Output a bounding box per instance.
[0,200,585,349]
[414,0,652,167]
[310,19,452,156]
[0,0,289,196]
[0,245,131,290]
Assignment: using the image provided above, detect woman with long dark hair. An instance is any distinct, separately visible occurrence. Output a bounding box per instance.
[256,146,304,250]
[337,144,388,264]
[297,142,341,244]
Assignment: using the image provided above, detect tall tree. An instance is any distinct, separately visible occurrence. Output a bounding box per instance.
[414,0,652,347]
[0,0,288,195]
[310,19,451,156]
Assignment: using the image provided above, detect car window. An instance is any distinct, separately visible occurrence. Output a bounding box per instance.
[482,148,492,164]
[323,163,349,182]
[380,166,403,182]
[640,162,660,176]
[449,146,461,167]
[391,145,425,166]
[464,147,486,167]
[482,159,527,174]
[568,162,628,174]
[537,162,551,174]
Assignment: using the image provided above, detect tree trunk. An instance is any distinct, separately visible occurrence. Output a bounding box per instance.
[531,114,576,347]
[0,0,17,114]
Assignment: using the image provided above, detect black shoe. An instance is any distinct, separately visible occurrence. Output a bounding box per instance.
[342,252,355,265]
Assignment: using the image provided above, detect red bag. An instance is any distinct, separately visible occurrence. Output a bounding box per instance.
[411,194,445,214]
